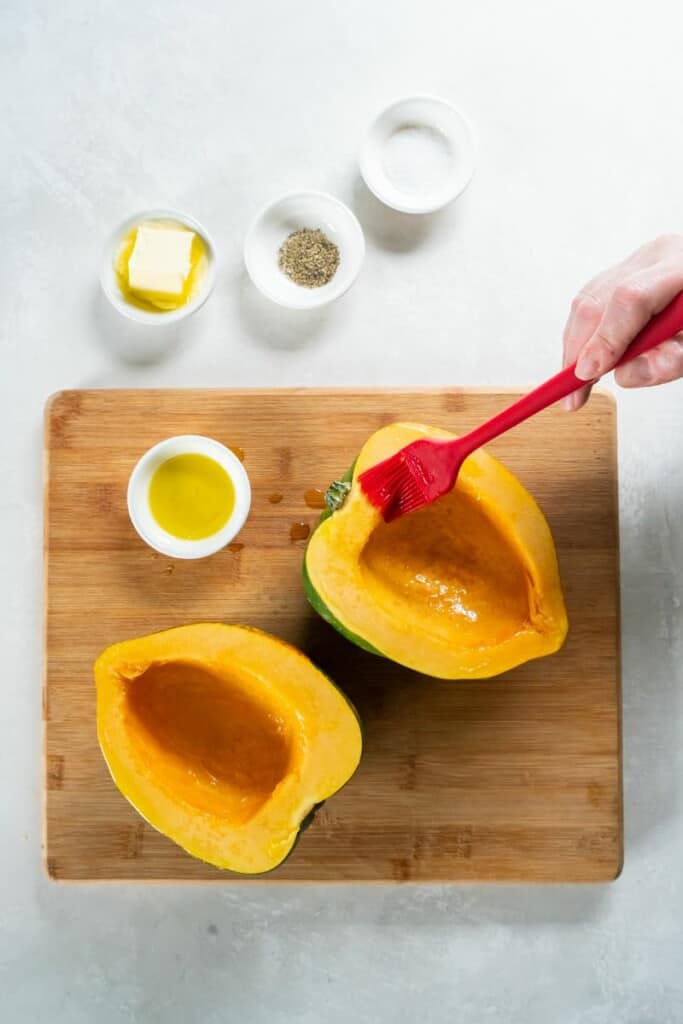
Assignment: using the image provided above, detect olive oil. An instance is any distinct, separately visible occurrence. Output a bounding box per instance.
[149,454,235,540]
[304,488,326,509]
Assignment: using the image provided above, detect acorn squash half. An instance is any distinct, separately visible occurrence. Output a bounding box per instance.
[95,624,361,874]
[304,423,568,679]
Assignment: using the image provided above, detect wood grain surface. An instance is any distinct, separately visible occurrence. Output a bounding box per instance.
[43,388,622,882]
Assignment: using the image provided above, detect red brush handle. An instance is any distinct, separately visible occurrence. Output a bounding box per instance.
[463,290,683,453]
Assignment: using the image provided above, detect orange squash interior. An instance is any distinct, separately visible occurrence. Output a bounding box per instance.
[126,661,294,824]
[95,624,362,873]
[305,422,568,678]
[361,486,531,647]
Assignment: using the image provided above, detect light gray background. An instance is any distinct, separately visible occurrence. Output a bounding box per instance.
[1,1,682,1021]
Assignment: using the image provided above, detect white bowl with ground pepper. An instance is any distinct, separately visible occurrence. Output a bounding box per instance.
[244,191,365,309]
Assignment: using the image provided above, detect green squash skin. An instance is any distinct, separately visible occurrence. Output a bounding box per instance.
[303,462,385,660]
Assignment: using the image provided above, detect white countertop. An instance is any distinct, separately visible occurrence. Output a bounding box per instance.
[2,1,682,1021]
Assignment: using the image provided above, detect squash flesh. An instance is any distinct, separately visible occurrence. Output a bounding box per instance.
[95,624,362,873]
[126,661,295,824]
[305,423,568,679]
[360,486,530,647]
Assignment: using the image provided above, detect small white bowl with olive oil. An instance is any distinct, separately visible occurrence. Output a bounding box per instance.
[127,436,251,559]
[101,209,217,325]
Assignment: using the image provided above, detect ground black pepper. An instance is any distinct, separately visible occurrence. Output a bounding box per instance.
[277,228,340,288]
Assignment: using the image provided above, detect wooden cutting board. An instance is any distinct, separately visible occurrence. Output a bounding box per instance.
[44,388,621,882]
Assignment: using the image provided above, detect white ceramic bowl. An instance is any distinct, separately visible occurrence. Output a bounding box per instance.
[360,96,476,214]
[100,208,217,325]
[244,191,365,309]
[127,435,251,559]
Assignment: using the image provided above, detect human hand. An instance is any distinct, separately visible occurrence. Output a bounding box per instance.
[562,234,683,410]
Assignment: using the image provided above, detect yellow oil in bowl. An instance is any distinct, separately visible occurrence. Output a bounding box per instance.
[149,453,235,540]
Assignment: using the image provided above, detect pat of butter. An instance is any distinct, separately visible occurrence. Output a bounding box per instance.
[127,225,195,298]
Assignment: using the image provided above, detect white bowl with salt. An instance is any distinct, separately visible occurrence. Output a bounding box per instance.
[360,96,476,214]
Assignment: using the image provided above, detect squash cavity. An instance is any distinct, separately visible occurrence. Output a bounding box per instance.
[124,660,295,824]
[96,624,362,873]
[304,422,568,679]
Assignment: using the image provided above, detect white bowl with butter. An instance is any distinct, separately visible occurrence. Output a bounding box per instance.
[127,435,251,559]
[101,209,217,325]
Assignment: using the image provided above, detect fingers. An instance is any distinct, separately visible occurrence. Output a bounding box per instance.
[563,386,591,412]
[575,261,683,381]
[562,236,683,410]
[561,289,604,410]
[615,334,683,388]
[562,255,653,373]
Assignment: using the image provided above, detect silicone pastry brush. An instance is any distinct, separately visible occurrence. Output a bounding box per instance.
[360,292,683,521]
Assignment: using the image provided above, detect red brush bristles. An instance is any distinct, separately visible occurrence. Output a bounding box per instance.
[359,441,455,521]
[358,454,412,506]
[359,461,425,520]
[358,436,469,520]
